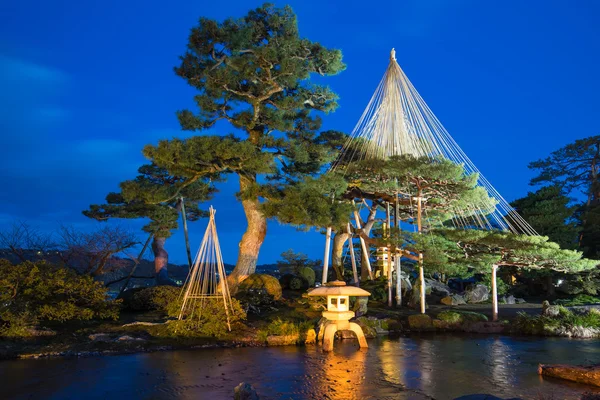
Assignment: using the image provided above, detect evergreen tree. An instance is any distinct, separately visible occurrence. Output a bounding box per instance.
[529,135,600,257]
[84,164,215,285]
[510,185,578,249]
[145,4,345,287]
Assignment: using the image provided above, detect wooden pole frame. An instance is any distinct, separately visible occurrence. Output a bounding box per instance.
[492,264,499,321]
[417,194,425,314]
[322,227,332,284]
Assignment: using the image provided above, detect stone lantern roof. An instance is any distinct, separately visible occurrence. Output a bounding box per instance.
[308,280,371,297]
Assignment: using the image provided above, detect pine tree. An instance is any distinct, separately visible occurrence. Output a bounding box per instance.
[84,164,215,284]
[510,185,578,249]
[529,135,600,257]
[145,5,345,288]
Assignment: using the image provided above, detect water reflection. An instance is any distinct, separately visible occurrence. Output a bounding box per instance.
[1,336,599,400]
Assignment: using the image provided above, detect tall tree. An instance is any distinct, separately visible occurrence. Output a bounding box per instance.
[529,135,600,256]
[510,185,578,249]
[84,164,215,285]
[145,4,345,287]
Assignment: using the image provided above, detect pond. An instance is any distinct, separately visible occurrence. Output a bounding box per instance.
[2,334,599,399]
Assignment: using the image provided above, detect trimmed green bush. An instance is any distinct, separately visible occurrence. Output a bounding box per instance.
[298,267,316,287]
[0,260,120,337]
[165,298,247,337]
[128,286,181,312]
[238,274,282,300]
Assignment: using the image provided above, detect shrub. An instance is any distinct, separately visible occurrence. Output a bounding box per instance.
[238,274,282,300]
[0,260,120,336]
[257,318,314,342]
[513,307,600,336]
[298,267,316,287]
[165,298,247,337]
[289,276,308,291]
[128,286,181,312]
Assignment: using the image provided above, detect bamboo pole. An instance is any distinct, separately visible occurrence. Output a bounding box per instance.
[322,227,332,284]
[386,202,393,306]
[417,194,425,314]
[180,197,193,269]
[353,210,373,280]
[395,254,402,307]
[492,264,499,321]
[347,223,359,285]
[395,186,401,307]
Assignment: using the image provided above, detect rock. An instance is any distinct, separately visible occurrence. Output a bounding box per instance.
[464,284,489,304]
[88,333,111,342]
[234,382,259,400]
[552,325,600,338]
[353,296,369,317]
[408,314,432,330]
[441,294,466,306]
[438,310,488,324]
[304,329,316,344]
[539,363,600,388]
[425,278,452,297]
[266,334,299,346]
[502,295,516,305]
[515,297,526,304]
[542,303,561,317]
[355,316,399,337]
[116,335,145,342]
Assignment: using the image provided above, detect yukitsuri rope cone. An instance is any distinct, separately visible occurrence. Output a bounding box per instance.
[178,206,233,331]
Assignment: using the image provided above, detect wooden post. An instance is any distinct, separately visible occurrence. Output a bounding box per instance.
[395,186,401,307]
[395,252,402,307]
[417,194,425,314]
[322,227,332,284]
[347,223,359,285]
[353,210,373,280]
[180,197,193,269]
[386,202,393,306]
[492,264,499,321]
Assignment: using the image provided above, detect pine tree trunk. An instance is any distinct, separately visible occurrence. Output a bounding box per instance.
[228,174,267,290]
[331,231,349,281]
[152,236,170,285]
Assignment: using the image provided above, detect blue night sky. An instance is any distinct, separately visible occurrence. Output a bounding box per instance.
[1,1,599,265]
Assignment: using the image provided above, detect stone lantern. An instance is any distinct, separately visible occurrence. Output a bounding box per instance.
[308,280,371,351]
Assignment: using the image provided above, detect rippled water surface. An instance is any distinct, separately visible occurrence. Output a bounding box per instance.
[2,335,599,400]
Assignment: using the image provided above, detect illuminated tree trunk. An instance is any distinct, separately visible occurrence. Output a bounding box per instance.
[228,175,267,289]
[152,236,170,285]
[331,231,349,281]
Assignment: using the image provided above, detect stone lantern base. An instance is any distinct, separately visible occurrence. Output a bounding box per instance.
[319,315,368,352]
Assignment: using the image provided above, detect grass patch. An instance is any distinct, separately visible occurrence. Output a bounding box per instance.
[554,294,600,307]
